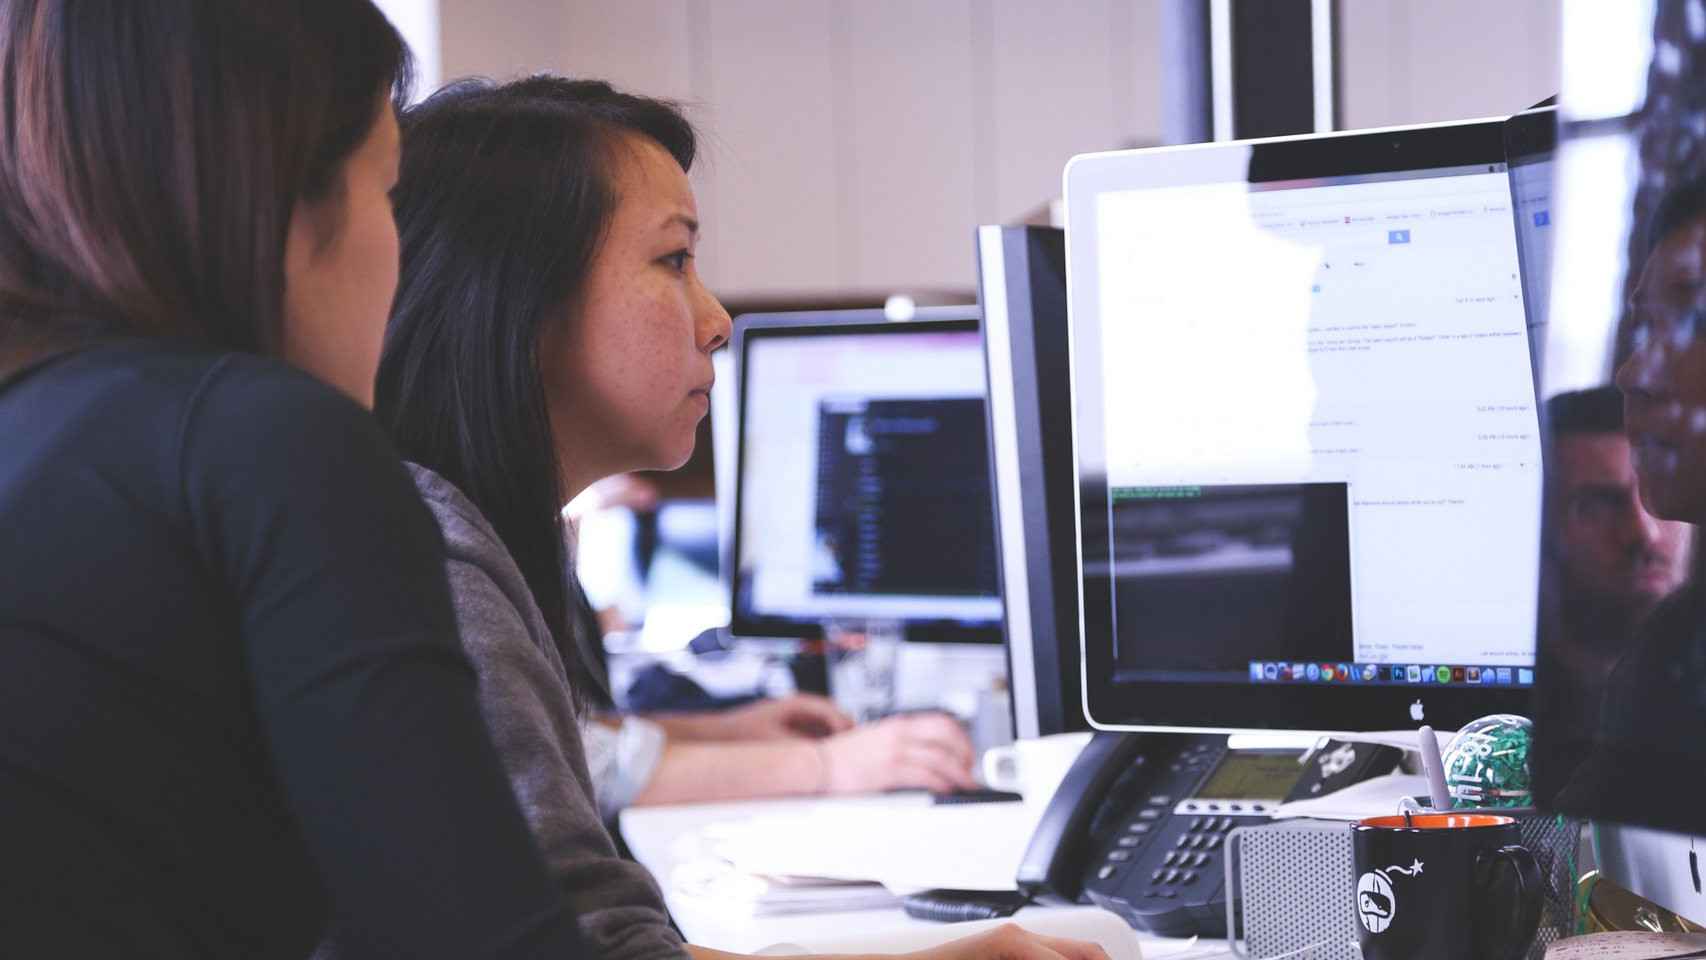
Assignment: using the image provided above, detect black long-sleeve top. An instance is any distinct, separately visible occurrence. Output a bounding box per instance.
[0,341,583,958]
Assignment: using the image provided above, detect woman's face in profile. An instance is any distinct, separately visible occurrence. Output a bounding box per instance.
[1618,214,1706,523]
[279,97,402,407]
[542,134,731,495]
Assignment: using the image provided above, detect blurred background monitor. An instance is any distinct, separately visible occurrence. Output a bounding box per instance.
[728,308,1003,645]
[975,225,1089,738]
[1530,0,1706,925]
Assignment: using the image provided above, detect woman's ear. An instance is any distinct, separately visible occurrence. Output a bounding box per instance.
[285,182,349,268]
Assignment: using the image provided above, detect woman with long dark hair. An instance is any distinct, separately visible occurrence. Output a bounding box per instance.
[377,76,1103,960]
[0,3,582,956]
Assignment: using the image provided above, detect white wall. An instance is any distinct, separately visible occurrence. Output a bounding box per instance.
[439,0,1163,299]
[372,0,443,97]
[1337,0,1561,130]
[432,0,1560,299]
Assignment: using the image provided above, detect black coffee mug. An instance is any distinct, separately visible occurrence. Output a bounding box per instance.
[1351,813,1543,960]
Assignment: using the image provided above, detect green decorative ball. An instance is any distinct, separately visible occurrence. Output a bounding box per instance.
[1443,714,1533,809]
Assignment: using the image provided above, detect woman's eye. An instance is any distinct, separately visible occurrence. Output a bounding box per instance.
[662,251,692,273]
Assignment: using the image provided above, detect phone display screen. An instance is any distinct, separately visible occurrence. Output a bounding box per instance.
[1193,751,1303,800]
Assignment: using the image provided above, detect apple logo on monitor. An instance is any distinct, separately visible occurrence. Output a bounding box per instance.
[1410,700,1425,723]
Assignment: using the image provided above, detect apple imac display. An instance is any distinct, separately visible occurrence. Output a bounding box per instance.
[1065,118,1542,733]
[976,224,1089,737]
[1529,0,1705,926]
[729,309,1003,643]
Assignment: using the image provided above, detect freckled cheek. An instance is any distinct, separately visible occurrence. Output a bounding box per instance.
[627,300,689,378]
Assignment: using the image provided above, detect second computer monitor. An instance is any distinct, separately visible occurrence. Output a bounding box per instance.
[976,225,1088,737]
[1065,118,1543,733]
[729,309,1002,642]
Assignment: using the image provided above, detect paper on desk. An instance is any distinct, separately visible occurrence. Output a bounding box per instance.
[756,906,1145,960]
[671,857,898,916]
[1271,771,1429,821]
[702,800,1037,893]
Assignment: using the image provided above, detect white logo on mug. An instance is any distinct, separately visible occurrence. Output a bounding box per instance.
[1357,871,1396,933]
[1357,860,1424,934]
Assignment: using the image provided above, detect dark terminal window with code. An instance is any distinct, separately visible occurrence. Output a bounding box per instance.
[812,397,997,598]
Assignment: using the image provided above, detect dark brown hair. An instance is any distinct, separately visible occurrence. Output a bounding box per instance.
[0,0,411,366]
[377,77,696,706]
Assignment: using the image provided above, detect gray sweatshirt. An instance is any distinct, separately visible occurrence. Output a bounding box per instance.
[403,463,687,960]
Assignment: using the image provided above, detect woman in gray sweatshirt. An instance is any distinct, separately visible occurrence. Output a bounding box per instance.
[370,75,1106,960]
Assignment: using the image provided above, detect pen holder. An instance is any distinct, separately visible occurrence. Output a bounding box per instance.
[1224,812,1580,960]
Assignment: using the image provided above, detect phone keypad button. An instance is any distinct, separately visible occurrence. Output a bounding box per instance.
[1127,822,1152,834]
[1189,817,1204,831]
[1137,808,1161,821]
[1098,865,1116,881]
[1157,889,1178,899]
[1117,836,1141,849]
[1192,852,1212,868]
[1160,851,1177,866]
[1205,835,1224,850]
[1151,869,1168,883]
[1107,851,1131,862]
[1218,817,1236,832]
[1175,835,1193,849]
[1148,795,1170,806]
[1180,870,1199,885]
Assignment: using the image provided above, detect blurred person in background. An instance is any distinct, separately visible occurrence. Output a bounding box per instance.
[1539,385,1692,746]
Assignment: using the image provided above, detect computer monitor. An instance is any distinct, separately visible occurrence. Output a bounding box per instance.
[1529,0,1706,925]
[728,308,1004,644]
[1506,107,1556,355]
[712,346,738,610]
[975,225,1089,738]
[1065,118,1542,733]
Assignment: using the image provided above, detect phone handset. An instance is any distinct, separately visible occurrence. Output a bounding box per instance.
[1014,732,1155,904]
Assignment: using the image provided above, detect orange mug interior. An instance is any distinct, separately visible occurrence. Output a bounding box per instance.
[1358,813,1515,830]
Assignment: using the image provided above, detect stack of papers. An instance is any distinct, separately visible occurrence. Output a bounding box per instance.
[670,857,898,916]
[756,906,1148,960]
[1544,932,1706,958]
[665,795,1043,917]
[1271,772,1429,821]
[697,799,1039,893]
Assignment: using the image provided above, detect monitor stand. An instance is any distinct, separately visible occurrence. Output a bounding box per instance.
[1596,824,1706,927]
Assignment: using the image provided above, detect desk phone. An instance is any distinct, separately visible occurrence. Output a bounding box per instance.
[1016,732,1399,938]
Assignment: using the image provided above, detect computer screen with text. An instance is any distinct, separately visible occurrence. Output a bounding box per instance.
[732,318,1002,639]
[1067,121,1543,730]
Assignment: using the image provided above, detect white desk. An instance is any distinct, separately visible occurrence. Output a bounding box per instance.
[619,794,1237,959]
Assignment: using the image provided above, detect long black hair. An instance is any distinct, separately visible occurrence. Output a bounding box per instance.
[0,0,410,368]
[375,77,696,699]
